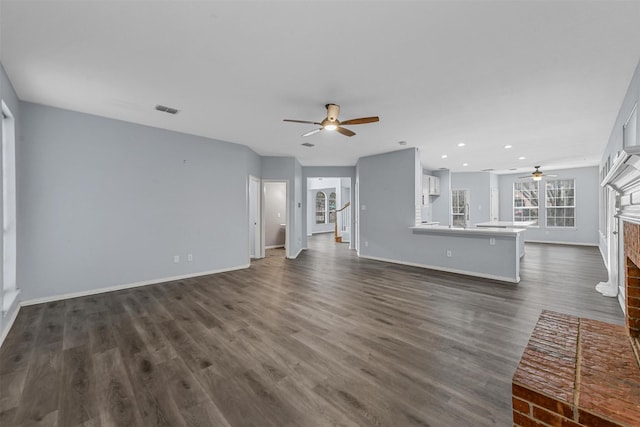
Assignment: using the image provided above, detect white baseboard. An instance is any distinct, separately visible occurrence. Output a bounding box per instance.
[20,264,250,307]
[524,239,598,247]
[358,254,519,283]
[265,245,285,249]
[618,291,626,315]
[0,303,21,348]
[288,247,305,259]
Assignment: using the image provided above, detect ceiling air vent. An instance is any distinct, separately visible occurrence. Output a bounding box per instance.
[301,142,315,147]
[155,104,179,115]
[481,168,495,172]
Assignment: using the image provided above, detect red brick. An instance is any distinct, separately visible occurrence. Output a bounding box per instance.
[578,409,625,427]
[627,305,640,320]
[532,405,574,426]
[513,411,547,427]
[626,283,640,298]
[627,317,640,330]
[512,383,574,418]
[513,397,530,415]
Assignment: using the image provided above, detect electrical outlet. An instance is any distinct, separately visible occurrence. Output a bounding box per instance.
[446,250,452,257]
[173,255,180,263]
[489,237,495,245]
[187,254,193,262]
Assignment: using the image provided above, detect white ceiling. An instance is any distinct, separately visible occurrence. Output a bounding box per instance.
[1,1,639,173]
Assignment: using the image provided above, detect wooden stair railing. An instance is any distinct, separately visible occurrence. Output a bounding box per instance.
[332,202,351,243]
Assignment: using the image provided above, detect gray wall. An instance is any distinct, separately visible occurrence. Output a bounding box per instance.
[451,172,492,224]
[264,182,286,247]
[18,102,260,302]
[0,63,20,340]
[498,166,600,245]
[357,148,418,259]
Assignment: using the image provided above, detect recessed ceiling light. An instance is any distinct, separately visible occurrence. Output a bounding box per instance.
[518,156,526,160]
[441,154,448,159]
[463,163,469,166]
[504,145,512,149]
[458,143,465,147]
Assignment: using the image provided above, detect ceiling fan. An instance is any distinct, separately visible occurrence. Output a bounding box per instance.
[519,166,557,181]
[283,103,379,137]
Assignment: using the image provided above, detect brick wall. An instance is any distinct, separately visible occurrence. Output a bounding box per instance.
[624,221,640,347]
[512,310,640,427]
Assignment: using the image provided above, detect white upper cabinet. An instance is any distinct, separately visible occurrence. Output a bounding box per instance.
[423,174,440,200]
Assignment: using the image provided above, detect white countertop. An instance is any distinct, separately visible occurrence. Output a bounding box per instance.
[475,220,536,228]
[410,224,527,236]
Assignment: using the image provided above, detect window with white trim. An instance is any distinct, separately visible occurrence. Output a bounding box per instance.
[328,192,336,224]
[513,181,539,225]
[315,191,326,224]
[546,179,575,228]
[451,189,468,227]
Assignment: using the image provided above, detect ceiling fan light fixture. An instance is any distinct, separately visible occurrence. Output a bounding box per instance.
[324,123,337,131]
[533,175,542,181]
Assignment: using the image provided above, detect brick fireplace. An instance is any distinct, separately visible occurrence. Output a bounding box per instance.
[624,221,640,362]
[512,148,640,427]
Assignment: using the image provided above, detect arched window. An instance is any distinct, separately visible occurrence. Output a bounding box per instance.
[329,192,337,224]
[315,192,326,224]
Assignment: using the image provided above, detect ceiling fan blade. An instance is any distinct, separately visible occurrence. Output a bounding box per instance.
[517,175,531,179]
[336,126,355,137]
[284,119,322,125]
[546,174,558,177]
[302,128,323,137]
[340,116,379,126]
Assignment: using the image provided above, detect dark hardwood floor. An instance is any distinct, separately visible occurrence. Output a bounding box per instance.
[0,234,624,426]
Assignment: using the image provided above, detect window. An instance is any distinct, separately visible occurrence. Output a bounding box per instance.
[315,191,326,224]
[546,179,575,227]
[328,192,336,224]
[2,101,17,312]
[513,181,539,225]
[451,189,468,227]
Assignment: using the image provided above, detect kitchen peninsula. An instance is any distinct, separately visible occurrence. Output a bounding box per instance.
[408,224,527,283]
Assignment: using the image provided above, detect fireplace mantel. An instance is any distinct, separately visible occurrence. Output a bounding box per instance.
[602,146,640,225]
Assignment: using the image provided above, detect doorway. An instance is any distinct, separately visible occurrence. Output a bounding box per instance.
[263,181,288,258]
[306,177,352,249]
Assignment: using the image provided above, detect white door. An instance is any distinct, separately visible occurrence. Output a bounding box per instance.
[249,176,261,258]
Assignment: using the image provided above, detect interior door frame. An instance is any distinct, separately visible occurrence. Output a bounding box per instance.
[262,179,289,258]
[248,175,262,259]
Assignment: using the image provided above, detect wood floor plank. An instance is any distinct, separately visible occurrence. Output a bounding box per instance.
[0,236,624,426]
[57,345,97,426]
[93,348,144,427]
[13,343,61,426]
